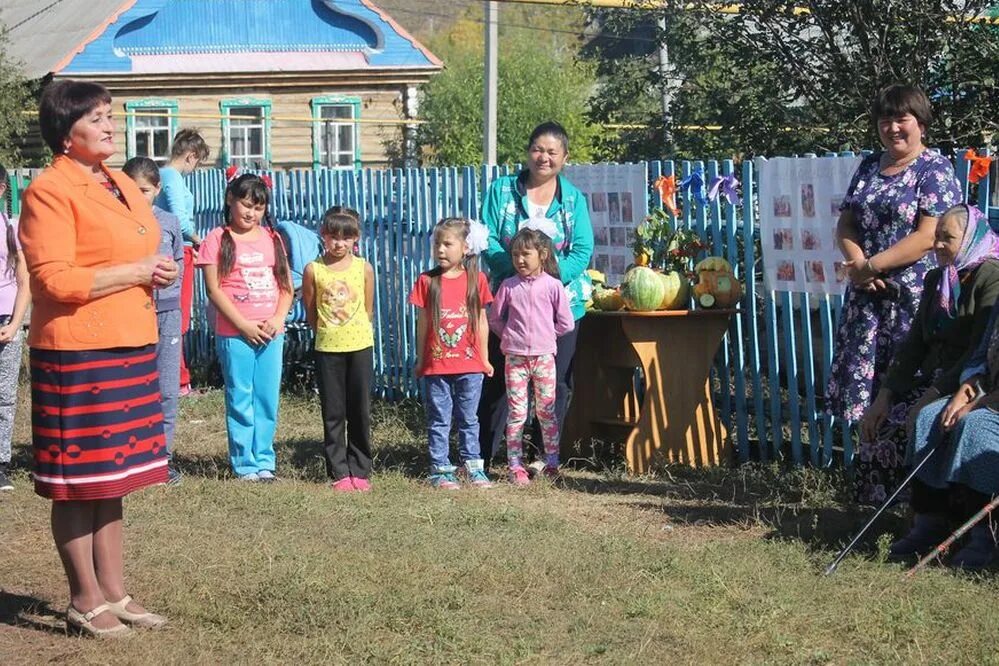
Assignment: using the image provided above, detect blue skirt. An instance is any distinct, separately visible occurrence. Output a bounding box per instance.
[31,345,168,500]
[912,397,999,496]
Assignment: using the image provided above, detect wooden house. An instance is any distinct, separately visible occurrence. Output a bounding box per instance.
[4,0,442,169]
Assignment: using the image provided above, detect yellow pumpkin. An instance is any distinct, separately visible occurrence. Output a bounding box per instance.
[694,256,733,274]
[634,249,652,267]
[657,271,689,310]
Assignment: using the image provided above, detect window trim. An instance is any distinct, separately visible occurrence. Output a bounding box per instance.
[220,98,272,168]
[310,95,362,170]
[124,98,178,162]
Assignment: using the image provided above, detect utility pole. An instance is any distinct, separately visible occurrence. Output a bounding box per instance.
[483,1,499,165]
[657,12,672,149]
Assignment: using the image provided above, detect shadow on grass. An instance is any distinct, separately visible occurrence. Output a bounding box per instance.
[0,590,66,634]
[623,499,905,554]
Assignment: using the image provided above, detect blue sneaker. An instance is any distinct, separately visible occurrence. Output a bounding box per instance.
[257,470,277,483]
[464,460,493,489]
[429,469,460,490]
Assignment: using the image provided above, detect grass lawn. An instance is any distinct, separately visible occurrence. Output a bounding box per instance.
[3,388,999,664]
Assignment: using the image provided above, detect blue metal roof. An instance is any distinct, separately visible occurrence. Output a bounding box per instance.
[61,0,439,74]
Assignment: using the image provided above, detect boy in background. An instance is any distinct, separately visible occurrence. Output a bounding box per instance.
[156,129,210,396]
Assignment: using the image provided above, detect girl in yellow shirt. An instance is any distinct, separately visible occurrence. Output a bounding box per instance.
[302,207,375,492]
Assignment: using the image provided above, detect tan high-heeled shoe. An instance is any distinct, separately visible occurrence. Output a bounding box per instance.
[66,603,132,638]
[106,595,168,629]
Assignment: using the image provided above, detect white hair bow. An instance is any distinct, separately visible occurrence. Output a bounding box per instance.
[465,219,490,256]
[522,216,558,240]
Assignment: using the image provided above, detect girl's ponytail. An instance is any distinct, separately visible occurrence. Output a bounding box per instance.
[4,218,16,279]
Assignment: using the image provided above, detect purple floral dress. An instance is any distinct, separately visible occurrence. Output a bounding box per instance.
[826,151,962,423]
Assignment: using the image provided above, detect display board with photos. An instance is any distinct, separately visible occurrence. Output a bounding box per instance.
[563,163,649,286]
[756,156,862,295]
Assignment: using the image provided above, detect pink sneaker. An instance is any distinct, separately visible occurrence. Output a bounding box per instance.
[508,466,530,486]
[331,478,355,493]
[351,477,372,492]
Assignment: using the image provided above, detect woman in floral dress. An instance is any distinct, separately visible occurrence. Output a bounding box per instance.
[827,84,962,497]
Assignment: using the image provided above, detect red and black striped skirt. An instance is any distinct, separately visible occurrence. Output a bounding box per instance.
[30,345,168,500]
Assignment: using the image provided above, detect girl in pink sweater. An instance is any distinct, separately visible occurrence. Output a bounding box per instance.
[488,220,574,484]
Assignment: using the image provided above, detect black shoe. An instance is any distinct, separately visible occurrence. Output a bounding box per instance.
[166,467,183,486]
[0,467,13,491]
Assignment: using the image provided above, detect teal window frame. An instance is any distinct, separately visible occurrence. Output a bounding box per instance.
[125,98,178,163]
[310,96,362,170]
[220,98,272,168]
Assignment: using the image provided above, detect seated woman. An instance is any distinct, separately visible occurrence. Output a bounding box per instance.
[858,204,999,508]
[907,274,999,568]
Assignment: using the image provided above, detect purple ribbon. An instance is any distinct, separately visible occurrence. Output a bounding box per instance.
[707,173,741,206]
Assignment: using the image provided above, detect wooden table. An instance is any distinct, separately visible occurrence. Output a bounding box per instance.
[564,309,735,474]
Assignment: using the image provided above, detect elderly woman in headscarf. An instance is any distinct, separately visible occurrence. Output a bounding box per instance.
[857,204,999,508]
[883,206,999,568]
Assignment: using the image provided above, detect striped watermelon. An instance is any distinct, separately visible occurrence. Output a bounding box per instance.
[622,266,667,311]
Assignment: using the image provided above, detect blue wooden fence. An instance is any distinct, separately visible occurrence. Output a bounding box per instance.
[7,152,994,467]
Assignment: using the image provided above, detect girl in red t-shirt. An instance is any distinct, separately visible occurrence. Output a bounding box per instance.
[409,218,494,489]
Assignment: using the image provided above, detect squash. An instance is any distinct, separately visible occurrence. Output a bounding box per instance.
[621,266,667,311]
[657,270,689,310]
[593,287,625,311]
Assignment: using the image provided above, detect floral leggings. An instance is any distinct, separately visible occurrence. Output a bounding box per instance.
[504,353,559,466]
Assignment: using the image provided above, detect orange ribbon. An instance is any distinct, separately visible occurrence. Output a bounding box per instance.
[965,149,993,184]
[653,175,679,216]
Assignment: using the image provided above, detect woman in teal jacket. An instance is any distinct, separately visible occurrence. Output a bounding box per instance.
[477,121,595,470]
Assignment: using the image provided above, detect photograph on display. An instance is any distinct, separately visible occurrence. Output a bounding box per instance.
[773,228,794,250]
[758,156,861,295]
[609,227,626,245]
[611,254,626,274]
[801,183,816,218]
[592,192,607,212]
[805,261,826,283]
[595,254,610,273]
[776,261,796,281]
[620,192,634,223]
[608,192,621,224]
[594,226,609,245]
[801,229,821,251]
[773,195,792,218]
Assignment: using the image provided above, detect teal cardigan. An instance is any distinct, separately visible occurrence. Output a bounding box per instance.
[480,171,595,321]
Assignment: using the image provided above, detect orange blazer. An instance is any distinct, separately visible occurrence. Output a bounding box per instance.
[19,155,161,350]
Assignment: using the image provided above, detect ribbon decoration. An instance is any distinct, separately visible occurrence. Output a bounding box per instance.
[225,165,273,190]
[465,219,490,256]
[522,216,559,240]
[653,175,679,216]
[707,173,741,206]
[679,168,708,206]
[964,149,994,185]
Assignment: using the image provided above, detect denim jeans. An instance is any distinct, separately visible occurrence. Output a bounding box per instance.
[424,373,484,471]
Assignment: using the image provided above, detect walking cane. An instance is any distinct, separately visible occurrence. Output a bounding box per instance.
[823,439,942,576]
[905,494,999,577]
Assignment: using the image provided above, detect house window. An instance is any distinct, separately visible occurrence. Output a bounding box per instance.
[125,100,177,164]
[221,100,271,168]
[311,97,361,169]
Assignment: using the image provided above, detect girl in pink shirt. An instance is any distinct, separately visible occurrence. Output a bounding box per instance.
[197,173,293,482]
[489,221,573,484]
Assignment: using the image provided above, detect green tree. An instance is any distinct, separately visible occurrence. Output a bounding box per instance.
[0,23,31,166]
[585,1,999,160]
[417,19,599,166]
